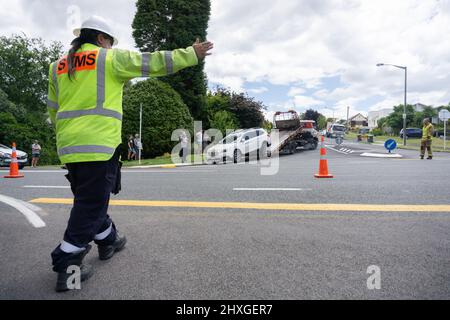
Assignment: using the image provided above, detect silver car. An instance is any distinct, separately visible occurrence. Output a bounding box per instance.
[0,144,28,169]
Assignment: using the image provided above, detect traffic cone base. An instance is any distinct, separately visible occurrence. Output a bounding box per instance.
[314,173,334,178]
[4,175,25,178]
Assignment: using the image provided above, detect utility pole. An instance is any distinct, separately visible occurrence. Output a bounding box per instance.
[346,106,350,131]
[139,103,143,165]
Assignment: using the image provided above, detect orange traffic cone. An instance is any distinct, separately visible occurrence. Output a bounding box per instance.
[4,142,24,179]
[314,135,333,179]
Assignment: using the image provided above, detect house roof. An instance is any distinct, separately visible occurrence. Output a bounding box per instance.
[349,113,368,121]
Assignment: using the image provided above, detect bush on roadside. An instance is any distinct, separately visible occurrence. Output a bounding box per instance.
[371,128,384,136]
[122,79,194,159]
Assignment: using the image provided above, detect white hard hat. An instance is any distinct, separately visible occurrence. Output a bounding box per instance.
[73,15,118,46]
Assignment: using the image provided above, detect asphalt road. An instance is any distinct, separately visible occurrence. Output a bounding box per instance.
[0,141,449,299]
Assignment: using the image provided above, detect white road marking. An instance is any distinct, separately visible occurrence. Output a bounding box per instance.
[360,153,403,158]
[0,194,46,228]
[1,169,215,174]
[326,146,351,155]
[233,188,312,191]
[23,185,70,189]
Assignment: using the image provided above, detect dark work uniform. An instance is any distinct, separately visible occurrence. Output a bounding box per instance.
[51,148,122,271]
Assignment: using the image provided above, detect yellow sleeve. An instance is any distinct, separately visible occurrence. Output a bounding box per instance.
[112,46,198,82]
[47,63,58,124]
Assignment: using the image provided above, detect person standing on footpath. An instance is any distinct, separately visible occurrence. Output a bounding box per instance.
[31,140,42,168]
[127,135,136,161]
[47,15,213,292]
[421,118,434,160]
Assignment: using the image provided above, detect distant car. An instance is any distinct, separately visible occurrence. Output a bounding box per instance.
[0,144,28,169]
[399,128,422,139]
[358,127,371,135]
[206,128,270,164]
[326,124,346,138]
[433,129,450,138]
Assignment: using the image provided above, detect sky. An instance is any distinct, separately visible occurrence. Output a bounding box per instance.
[1,0,450,121]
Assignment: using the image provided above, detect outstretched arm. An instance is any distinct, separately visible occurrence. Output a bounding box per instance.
[112,39,214,82]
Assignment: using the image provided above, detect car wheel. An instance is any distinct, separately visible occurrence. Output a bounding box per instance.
[310,140,318,150]
[233,149,242,163]
[289,142,296,154]
[258,142,268,160]
[19,165,24,170]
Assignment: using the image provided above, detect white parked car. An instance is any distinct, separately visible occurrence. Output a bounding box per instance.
[206,128,270,164]
[0,144,28,169]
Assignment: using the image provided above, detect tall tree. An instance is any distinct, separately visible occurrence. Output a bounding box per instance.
[206,87,266,129]
[302,109,321,123]
[132,0,211,122]
[0,34,62,114]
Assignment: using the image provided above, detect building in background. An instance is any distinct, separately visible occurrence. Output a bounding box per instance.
[349,113,368,129]
[368,108,393,129]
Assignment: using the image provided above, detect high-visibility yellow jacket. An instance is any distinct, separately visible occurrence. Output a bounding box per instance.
[47,43,198,164]
[422,123,434,140]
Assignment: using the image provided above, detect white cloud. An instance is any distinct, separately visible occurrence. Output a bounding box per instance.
[247,86,268,94]
[205,0,450,113]
[288,87,306,97]
[1,0,450,116]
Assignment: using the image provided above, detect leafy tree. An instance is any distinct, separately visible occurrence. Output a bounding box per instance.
[383,104,415,134]
[206,87,266,129]
[0,35,62,165]
[209,110,238,135]
[132,0,211,121]
[229,92,266,129]
[302,109,321,123]
[317,114,327,130]
[122,79,193,158]
[0,34,62,113]
[414,106,437,127]
[262,119,273,132]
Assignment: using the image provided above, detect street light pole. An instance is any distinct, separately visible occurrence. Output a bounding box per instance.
[403,67,407,147]
[376,63,408,146]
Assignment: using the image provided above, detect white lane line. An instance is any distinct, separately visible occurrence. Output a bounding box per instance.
[1,170,215,174]
[23,185,70,189]
[233,188,312,191]
[0,194,46,228]
[0,170,64,173]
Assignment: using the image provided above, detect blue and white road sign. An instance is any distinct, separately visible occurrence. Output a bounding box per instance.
[384,139,397,152]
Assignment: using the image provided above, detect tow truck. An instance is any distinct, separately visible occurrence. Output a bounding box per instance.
[271,110,319,154]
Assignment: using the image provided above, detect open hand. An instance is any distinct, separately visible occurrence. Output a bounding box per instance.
[193,38,214,60]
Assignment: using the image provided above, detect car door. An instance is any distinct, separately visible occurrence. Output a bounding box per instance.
[240,130,254,154]
[250,130,261,153]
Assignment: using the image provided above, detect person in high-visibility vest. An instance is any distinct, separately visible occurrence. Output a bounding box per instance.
[47,15,213,292]
[421,118,434,160]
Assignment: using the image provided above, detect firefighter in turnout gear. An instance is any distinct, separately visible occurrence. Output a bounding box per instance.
[420,118,434,160]
[47,15,213,292]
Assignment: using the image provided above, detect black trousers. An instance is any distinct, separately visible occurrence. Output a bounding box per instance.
[51,149,121,268]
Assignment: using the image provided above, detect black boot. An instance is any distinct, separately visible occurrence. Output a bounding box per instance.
[427,156,433,160]
[95,230,127,261]
[52,244,93,292]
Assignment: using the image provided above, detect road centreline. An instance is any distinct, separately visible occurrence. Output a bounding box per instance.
[29,198,450,213]
[0,194,46,228]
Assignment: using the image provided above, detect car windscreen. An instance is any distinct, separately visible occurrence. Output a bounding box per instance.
[220,135,238,144]
[333,126,345,131]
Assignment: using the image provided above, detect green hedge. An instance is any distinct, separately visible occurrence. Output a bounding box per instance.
[122,79,194,159]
